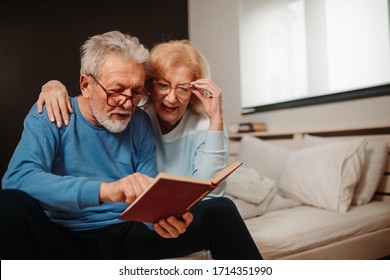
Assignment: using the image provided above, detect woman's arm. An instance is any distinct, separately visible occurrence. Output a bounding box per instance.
[190,79,229,197]
[37,80,73,127]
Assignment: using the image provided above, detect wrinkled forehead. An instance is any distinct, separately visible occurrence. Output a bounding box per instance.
[157,66,194,84]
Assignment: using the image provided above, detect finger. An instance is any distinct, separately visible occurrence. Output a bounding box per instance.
[191,79,220,93]
[37,94,56,122]
[124,194,136,205]
[44,101,56,123]
[191,88,207,102]
[191,79,218,91]
[67,99,74,114]
[181,212,193,227]
[158,218,180,237]
[191,84,217,99]
[50,97,63,128]
[191,78,214,86]
[58,98,71,126]
[153,223,174,239]
[191,82,212,92]
[124,174,151,204]
[167,216,188,234]
[123,186,141,205]
[132,183,145,197]
[37,95,44,114]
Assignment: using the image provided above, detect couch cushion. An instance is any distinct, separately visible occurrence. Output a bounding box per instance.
[302,135,388,205]
[237,135,290,181]
[278,138,366,212]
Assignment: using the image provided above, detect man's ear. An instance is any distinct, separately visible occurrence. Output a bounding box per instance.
[80,74,91,98]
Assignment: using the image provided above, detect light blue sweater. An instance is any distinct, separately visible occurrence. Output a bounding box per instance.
[2,97,158,231]
[145,107,229,197]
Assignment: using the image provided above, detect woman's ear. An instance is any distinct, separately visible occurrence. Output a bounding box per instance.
[80,74,91,98]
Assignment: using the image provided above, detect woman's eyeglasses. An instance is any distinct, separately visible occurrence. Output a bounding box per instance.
[152,80,192,99]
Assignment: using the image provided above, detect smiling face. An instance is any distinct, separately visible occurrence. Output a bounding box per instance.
[151,66,193,133]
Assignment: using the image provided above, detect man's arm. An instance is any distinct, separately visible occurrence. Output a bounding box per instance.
[3,105,155,211]
[2,106,101,211]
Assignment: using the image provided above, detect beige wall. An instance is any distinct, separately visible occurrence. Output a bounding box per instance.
[188,0,390,133]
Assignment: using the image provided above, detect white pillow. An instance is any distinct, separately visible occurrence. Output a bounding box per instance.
[353,141,388,204]
[302,135,388,205]
[224,195,260,219]
[225,191,276,220]
[238,135,290,181]
[278,138,367,212]
[226,167,275,204]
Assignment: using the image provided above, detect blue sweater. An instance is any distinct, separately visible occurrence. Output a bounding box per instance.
[2,97,158,231]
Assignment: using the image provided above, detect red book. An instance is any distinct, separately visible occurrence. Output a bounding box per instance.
[119,161,243,223]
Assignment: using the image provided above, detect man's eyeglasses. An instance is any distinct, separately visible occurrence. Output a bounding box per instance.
[152,80,192,99]
[89,74,149,108]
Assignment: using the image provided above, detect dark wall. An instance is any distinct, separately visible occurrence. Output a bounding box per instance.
[0,1,188,179]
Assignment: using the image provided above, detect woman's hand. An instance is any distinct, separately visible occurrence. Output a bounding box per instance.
[190,79,223,131]
[153,212,193,238]
[37,80,73,128]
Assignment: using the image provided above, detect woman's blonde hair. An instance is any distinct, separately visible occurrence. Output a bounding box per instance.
[145,40,211,114]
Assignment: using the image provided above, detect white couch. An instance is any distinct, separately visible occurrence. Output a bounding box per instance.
[224,126,390,260]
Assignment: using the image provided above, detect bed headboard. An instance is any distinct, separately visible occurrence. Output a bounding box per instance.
[229,125,390,204]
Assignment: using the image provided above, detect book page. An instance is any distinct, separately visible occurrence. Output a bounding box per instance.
[211,161,243,186]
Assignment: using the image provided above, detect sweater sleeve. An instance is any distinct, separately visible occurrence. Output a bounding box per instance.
[193,128,230,197]
[2,104,101,211]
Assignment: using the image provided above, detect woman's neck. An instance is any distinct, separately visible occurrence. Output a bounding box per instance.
[157,117,181,134]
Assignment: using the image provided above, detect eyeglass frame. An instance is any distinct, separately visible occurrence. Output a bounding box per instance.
[152,79,193,99]
[89,74,149,108]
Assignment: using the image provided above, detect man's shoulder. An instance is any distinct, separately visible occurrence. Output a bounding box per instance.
[129,108,153,131]
[25,102,52,125]
[132,108,151,121]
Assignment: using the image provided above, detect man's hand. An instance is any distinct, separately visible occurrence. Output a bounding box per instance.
[153,212,193,238]
[99,173,154,205]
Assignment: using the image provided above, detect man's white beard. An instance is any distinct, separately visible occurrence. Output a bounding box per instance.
[90,97,131,133]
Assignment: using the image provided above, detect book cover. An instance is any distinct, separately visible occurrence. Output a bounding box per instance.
[119,161,243,223]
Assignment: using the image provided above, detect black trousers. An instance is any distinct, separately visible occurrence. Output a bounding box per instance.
[0,189,262,260]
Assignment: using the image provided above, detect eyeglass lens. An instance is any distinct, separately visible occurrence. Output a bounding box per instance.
[153,81,192,99]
